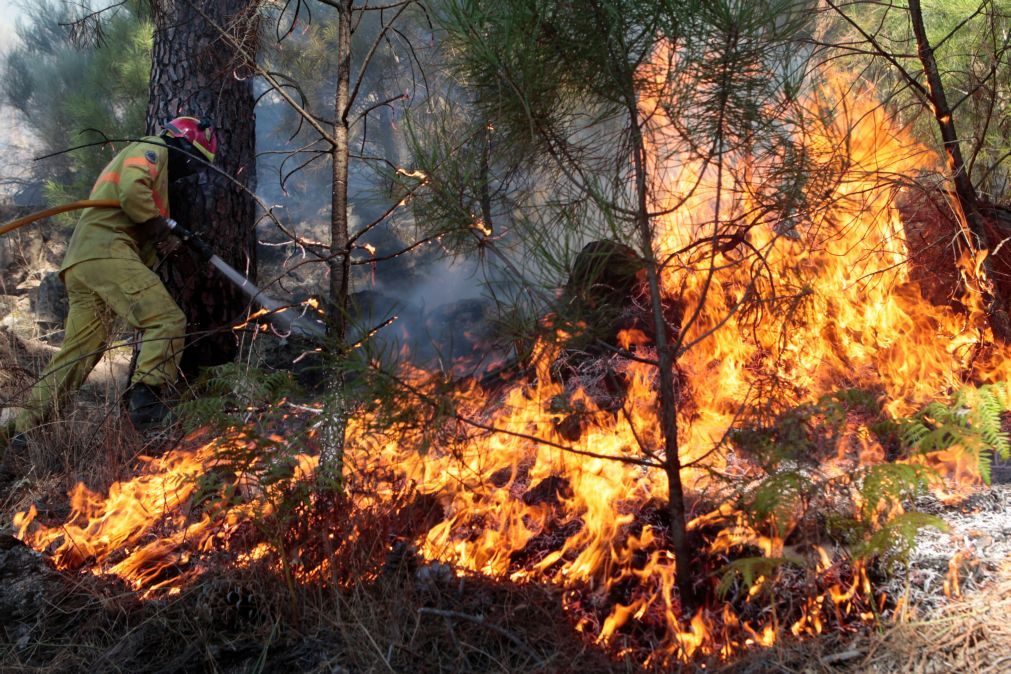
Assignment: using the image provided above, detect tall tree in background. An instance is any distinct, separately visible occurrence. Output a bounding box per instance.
[147,0,259,376]
[820,0,1011,340]
[1,0,152,204]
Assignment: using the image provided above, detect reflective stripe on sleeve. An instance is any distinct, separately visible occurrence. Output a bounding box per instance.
[94,172,120,187]
[123,157,159,179]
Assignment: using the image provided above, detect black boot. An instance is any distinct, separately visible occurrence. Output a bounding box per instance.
[128,383,171,430]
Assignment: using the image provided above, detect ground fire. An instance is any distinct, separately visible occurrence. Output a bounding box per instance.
[11,66,1011,668]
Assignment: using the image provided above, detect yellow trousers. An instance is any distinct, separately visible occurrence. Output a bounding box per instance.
[15,257,185,433]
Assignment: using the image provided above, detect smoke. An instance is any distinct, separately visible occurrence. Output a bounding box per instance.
[253,77,509,373]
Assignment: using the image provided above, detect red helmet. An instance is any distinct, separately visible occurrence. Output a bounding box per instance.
[163,116,218,163]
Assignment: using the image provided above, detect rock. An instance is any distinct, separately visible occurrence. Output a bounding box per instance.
[991,452,1011,484]
[0,295,17,319]
[15,278,39,296]
[566,240,643,312]
[1,300,40,343]
[0,534,62,626]
[30,272,68,327]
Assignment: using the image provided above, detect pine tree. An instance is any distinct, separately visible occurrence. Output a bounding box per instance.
[146,0,259,375]
[421,0,814,606]
[1,0,152,204]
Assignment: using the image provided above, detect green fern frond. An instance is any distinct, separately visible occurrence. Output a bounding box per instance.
[852,512,947,570]
[742,470,807,536]
[857,463,934,524]
[899,382,1011,483]
[979,450,992,485]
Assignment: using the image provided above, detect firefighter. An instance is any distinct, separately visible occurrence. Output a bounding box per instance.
[1,116,218,460]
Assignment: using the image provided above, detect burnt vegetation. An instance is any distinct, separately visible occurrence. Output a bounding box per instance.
[4,0,1011,672]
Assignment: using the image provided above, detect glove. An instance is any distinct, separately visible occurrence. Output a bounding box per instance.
[137,215,178,239]
[156,234,183,257]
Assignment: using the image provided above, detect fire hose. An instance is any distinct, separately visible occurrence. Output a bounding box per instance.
[0,200,326,341]
[0,199,120,236]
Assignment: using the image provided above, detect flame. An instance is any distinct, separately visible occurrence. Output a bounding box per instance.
[13,59,1009,667]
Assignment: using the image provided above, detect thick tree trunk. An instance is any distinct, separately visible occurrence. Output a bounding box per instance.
[146,0,258,378]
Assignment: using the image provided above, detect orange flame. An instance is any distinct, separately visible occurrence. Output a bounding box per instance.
[13,61,1007,666]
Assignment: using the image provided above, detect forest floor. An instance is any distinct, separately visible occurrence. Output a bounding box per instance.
[1,346,1009,674]
[1,474,1009,673]
[2,227,1011,672]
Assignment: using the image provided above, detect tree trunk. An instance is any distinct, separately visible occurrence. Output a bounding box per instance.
[329,0,352,334]
[625,89,695,609]
[908,0,1011,342]
[317,0,353,485]
[146,0,259,378]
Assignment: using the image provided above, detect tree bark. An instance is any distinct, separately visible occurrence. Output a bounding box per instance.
[330,0,352,333]
[146,0,259,378]
[621,63,695,608]
[317,0,353,484]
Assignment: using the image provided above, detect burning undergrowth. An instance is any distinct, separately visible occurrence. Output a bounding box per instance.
[11,67,1011,669]
[8,361,1001,668]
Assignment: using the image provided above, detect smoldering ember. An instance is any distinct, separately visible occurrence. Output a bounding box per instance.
[3,2,1011,673]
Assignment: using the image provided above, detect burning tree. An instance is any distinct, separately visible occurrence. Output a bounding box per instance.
[10,0,1011,669]
[819,0,1011,339]
[408,0,819,606]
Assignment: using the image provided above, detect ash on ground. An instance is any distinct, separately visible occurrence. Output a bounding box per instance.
[882,483,1011,615]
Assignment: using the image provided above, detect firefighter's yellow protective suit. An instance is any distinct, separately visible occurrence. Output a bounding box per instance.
[14,137,186,434]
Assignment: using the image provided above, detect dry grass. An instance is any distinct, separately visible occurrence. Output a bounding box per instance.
[4,327,1011,672]
[0,528,627,673]
[0,325,166,521]
[713,560,1011,674]
[860,563,1011,673]
[4,424,1011,673]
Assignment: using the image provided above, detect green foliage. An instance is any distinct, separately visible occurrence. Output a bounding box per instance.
[407,0,819,263]
[857,462,934,524]
[2,0,152,205]
[724,387,947,596]
[174,362,307,508]
[730,387,884,469]
[175,362,317,581]
[175,362,302,434]
[824,1,1011,196]
[899,382,1011,484]
[742,470,806,536]
[851,511,947,570]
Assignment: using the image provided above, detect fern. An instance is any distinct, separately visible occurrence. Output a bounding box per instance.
[175,363,302,434]
[899,382,1011,484]
[857,463,934,525]
[852,512,947,570]
[742,470,806,537]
